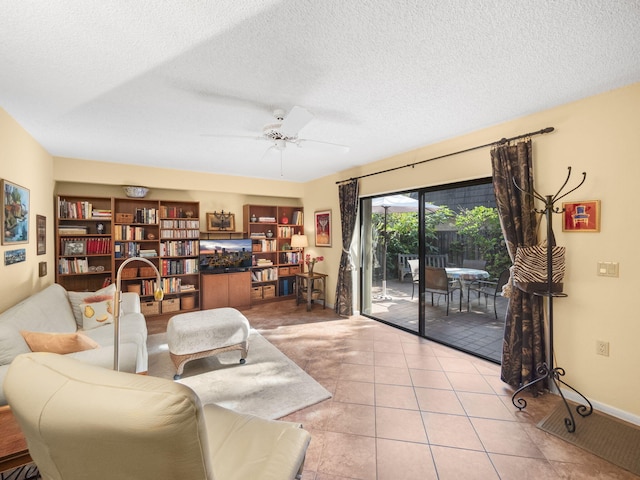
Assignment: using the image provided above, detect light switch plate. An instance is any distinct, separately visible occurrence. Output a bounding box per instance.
[597,261,619,277]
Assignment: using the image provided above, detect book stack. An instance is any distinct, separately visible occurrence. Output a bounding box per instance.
[91,208,111,219]
[140,249,158,258]
[258,216,276,223]
[256,258,273,267]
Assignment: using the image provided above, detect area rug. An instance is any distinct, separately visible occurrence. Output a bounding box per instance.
[147,329,331,420]
[538,401,640,476]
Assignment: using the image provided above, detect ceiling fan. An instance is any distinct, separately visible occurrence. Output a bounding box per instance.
[204,106,349,175]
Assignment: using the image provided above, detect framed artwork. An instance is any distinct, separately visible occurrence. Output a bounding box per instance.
[314,210,332,247]
[64,241,86,256]
[37,214,46,255]
[2,179,30,245]
[5,248,26,265]
[562,200,600,232]
[206,212,235,231]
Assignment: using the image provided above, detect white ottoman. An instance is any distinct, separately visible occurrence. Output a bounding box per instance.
[167,307,250,380]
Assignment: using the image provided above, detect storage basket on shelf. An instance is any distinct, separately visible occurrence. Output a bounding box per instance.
[161,298,180,314]
[140,301,161,316]
[115,213,134,223]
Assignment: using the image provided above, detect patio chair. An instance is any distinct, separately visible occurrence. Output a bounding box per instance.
[425,254,448,268]
[467,269,510,319]
[462,259,487,270]
[408,258,420,299]
[424,266,461,315]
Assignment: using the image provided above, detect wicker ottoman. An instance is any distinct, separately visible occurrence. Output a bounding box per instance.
[167,307,250,380]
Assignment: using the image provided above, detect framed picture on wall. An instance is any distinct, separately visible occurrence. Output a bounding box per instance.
[37,214,46,255]
[562,200,600,232]
[314,210,332,247]
[2,179,30,245]
[206,212,235,231]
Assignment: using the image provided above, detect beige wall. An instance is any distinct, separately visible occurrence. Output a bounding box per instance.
[0,108,55,311]
[2,81,639,421]
[307,82,640,420]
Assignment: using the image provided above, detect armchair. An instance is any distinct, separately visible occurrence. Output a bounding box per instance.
[4,352,311,480]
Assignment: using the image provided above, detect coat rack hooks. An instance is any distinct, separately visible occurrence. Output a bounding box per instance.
[510,165,593,433]
[513,167,587,214]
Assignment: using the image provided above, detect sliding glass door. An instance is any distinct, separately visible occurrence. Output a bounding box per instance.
[360,179,509,363]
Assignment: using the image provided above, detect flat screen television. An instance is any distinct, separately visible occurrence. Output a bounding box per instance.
[199,239,253,271]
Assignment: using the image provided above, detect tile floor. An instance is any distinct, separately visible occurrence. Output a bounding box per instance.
[148,302,639,479]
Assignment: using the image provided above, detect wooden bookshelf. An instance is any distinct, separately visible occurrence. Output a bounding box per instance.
[56,195,201,317]
[243,204,304,303]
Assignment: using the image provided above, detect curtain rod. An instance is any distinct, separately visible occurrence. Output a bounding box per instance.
[336,126,554,185]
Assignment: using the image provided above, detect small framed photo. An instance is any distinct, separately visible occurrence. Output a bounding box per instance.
[64,241,86,256]
[2,179,30,245]
[314,210,332,247]
[37,214,46,255]
[206,212,235,231]
[562,200,600,232]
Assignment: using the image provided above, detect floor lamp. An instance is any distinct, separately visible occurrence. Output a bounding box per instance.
[113,257,164,371]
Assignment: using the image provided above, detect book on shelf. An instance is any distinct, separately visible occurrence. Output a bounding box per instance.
[258,216,276,223]
[291,210,303,225]
[140,249,158,258]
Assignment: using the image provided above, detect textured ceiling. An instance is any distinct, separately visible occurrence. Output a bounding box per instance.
[2,1,640,183]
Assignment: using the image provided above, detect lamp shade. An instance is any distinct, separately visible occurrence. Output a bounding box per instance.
[291,234,309,249]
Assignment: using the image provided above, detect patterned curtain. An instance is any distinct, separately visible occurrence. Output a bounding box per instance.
[334,179,359,316]
[491,140,546,391]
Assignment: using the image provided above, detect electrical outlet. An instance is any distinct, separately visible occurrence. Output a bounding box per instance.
[596,340,609,356]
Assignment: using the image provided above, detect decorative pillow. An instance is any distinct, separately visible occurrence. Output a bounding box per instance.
[68,284,116,328]
[20,331,100,354]
[80,299,114,330]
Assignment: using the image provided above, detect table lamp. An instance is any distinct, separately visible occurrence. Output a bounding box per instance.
[291,234,308,250]
[113,257,163,370]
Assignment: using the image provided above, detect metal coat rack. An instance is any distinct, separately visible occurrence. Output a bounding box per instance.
[511,166,593,433]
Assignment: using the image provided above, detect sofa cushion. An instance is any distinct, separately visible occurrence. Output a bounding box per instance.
[0,284,77,337]
[0,323,30,364]
[68,284,116,329]
[81,299,114,330]
[20,331,100,354]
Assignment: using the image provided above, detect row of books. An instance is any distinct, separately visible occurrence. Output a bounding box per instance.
[139,277,182,295]
[57,258,106,274]
[160,206,195,219]
[160,219,200,229]
[277,226,300,238]
[59,200,112,220]
[291,210,303,225]
[160,229,200,239]
[160,259,198,276]
[61,237,111,256]
[114,242,142,258]
[159,240,199,257]
[114,225,147,241]
[281,252,301,264]
[251,267,278,282]
[134,208,157,224]
[255,239,277,252]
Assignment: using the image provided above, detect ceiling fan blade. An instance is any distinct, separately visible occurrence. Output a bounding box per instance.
[280,106,314,136]
[297,138,350,153]
[200,134,265,141]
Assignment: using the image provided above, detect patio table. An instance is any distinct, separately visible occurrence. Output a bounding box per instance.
[445,267,490,294]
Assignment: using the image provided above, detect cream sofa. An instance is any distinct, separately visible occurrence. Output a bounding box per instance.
[0,283,147,406]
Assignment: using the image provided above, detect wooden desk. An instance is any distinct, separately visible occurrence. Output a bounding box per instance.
[0,405,31,473]
[295,272,328,311]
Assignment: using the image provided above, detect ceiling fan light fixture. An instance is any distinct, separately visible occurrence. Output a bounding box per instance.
[275,139,286,150]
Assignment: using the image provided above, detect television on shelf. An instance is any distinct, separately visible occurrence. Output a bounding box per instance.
[199,239,253,272]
